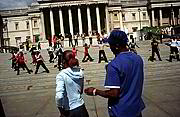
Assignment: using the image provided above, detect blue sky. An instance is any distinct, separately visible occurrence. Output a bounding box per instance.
[0,0,35,10]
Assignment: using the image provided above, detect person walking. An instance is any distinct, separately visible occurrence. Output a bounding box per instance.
[9,51,17,69]
[89,31,93,45]
[151,38,162,62]
[85,30,145,117]
[55,50,89,117]
[29,45,37,65]
[38,41,41,50]
[53,35,57,50]
[69,33,73,47]
[168,36,180,62]
[47,46,54,63]
[81,33,86,45]
[82,43,94,62]
[129,35,140,54]
[34,50,49,74]
[74,33,79,47]
[54,47,64,71]
[16,51,32,75]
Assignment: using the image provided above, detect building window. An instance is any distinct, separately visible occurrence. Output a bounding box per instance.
[113,13,118,20]
[122,13,125,21]
[142,12,146,20]
[15,22,19,30]
[26,21,29,29]
[34,20,38,27]
[132,27,138,32]
[132,13,136,20]
[15,37,21,47]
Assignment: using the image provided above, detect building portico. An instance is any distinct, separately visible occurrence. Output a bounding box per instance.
[39,0,108,40]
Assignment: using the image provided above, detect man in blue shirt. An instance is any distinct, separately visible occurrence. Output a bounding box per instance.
[84,30,145,117]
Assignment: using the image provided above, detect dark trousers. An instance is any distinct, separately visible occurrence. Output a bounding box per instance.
[58,104,89,117]
[58,55,63,71]
[74,39,78,46]
[82,53,93,62]
[49,52,54,63]
[35,61,49,74]
[69,40,73,47]
[12,60,16,69]
[169,46,180,61]
[98,50,108,63]
[17,63,30,75]
[152,49,162,61]
[89,38,92,45]
[0,99,5,117]
[54,43,57,50]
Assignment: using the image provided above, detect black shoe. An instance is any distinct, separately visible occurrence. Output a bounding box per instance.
[166,59,172,62]
[159,59,162,61]
[90,59,94,62]
[46,71,50,73]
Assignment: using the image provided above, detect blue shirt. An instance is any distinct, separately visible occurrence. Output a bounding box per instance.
[55,67,84,110]
[105,51,145,117]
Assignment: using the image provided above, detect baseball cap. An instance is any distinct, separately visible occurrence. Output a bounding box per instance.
[106,29,128,45]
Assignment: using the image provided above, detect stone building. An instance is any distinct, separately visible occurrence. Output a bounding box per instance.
[0,0,180,49]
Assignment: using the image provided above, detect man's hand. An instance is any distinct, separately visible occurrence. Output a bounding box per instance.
[84,87,96,96]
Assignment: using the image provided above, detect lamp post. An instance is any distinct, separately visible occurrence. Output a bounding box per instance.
[138,8,142,40]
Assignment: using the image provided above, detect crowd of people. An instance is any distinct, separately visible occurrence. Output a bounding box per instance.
[8,29,180,117]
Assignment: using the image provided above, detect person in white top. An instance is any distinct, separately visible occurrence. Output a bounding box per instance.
[56,50,89,117]
[34,50,49,74]
[168,36,180,62]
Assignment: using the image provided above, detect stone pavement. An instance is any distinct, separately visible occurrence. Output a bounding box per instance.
[0,40,180,117]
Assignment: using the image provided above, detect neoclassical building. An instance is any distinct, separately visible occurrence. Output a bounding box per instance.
[1,0,180,48]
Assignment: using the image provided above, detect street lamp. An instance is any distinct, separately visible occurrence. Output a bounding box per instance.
[138,8,142,40]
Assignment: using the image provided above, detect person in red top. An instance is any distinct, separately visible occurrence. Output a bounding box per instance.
[72,45,78,58]
[82,43,94,62]
[16,51,31,75]
[34,50,49,74]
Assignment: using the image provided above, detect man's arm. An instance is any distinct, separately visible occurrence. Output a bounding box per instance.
[84,87,120,98]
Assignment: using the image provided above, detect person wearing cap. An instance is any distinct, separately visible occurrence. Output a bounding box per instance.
[34,50,49,74]
[85,30,145,117]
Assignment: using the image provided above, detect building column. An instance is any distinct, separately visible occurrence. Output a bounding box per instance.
[78,6,83,35]
[40,11,46,41]
[87,5,92,35]
[152,9,155,27]
[110,12,113,30]
[119,10,123,30]
[171,9,175,25]
[105,5,110,34]
[29,18,33,43]
[50,9,55,39]
[59,7,65,36]
[96,5,101,34]
[159,9,163,26]
[68,7,74,36]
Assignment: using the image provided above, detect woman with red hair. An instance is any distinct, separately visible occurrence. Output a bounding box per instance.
[55,50,89,117]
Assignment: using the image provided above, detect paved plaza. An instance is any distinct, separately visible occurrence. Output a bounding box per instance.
[0,40,180,117]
